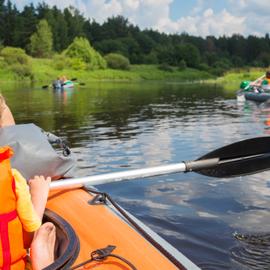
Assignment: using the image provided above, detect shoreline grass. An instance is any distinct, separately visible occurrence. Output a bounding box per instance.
[0,58,267,91]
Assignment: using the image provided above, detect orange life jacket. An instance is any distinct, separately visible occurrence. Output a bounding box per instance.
[0,146,26,270]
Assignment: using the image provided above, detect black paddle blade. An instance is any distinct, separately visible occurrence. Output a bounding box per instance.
[42,85,49,89]
[196,136,270,178]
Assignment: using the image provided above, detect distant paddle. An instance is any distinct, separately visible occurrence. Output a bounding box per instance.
[50,136,270,190]
[74,82,85,86]
[244,74,265,90]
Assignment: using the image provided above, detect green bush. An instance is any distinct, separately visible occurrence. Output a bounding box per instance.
[104,53,130,70]
[198,63,210,71]
[210,67,225,76]
[0,57,6,69]
[213,59,232,70]
[1,47,33,79]
[10,64,32,78]
[53,54,70,70]
[69,57,87,70]
[143,52,158,64]
[178,60,187,71]
[64,37,106,70]
[158,63,174,72]
[1,47,30,65]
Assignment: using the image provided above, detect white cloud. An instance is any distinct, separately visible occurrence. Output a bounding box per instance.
[155,8,245,37]
[66,0,122,23]
[10,0,270,37]
[123,0,140,11]
[191,0,205,16]
[231,0,270,12]
[227,0,270,36]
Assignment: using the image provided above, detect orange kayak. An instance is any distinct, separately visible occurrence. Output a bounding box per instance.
[46,187,200,270]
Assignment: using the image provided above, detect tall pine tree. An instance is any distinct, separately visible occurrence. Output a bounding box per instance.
[29,19,53,58]
[3,0,18,46]
[0,0,5,44]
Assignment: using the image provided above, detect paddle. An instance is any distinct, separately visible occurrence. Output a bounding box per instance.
[69,78,86,85]
[244,74,265,90]
[73,82,85,86]
[50,136,270,190]
[68,78,86,85]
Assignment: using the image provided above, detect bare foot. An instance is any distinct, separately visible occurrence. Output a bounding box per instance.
[30,222,56,270]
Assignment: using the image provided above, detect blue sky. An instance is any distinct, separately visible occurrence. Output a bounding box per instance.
[170,0,229,20]
[11,0,270,37]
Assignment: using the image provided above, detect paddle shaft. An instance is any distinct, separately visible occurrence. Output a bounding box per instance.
[50,158,219,190]
[50,136,270,190]
[244,74,265,89]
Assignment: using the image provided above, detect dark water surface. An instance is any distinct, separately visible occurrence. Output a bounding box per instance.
[3,81,270,269]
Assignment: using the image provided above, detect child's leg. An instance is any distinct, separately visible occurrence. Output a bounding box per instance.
[30,222,56,270]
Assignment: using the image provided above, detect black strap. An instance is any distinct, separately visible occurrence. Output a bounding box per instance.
[43,130,71,156]
[70,245,137,270]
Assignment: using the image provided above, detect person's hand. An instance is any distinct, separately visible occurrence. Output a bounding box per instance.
[29,175,51,197]
[29,176,51,219]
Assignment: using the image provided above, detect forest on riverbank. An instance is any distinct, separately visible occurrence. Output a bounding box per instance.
[0,1,269,84]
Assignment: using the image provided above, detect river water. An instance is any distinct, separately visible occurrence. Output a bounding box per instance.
[3,81,270,269]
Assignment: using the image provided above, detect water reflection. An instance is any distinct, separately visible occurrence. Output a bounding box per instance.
[53,88,75,106]
[2,82,270,269]
[232,232,270,270]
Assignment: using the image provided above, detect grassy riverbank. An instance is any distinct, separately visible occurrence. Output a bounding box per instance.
[205,68,266,91]
[1,58,214,85]
[0,57,267,89]
[32,59,217,84]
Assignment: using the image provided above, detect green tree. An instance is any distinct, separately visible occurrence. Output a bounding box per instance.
[155,44,175,65]
[29,19,53,58]
[64,7,85,44]
[13,4,37,49]
[64,37,106,69]
[257,52,270,67]
[50,6,68,51]
[246,35,267,63]
[102,16,130,39]
[0,0,5,44]
[174,43,200,68]
[104,53,130,70]
[36,4,69,52]
[3,0,18,46]
[143,51,158,64]
[135,32,156,54]
[178,59,187,70]
[83,19,103,43]
[95,39,125,55]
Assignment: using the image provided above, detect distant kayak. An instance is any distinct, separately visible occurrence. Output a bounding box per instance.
[262,84,270,91]
[237,78,270,103]
[246,91,270,102]
[241,91,270,102]
[53,80,74,90]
